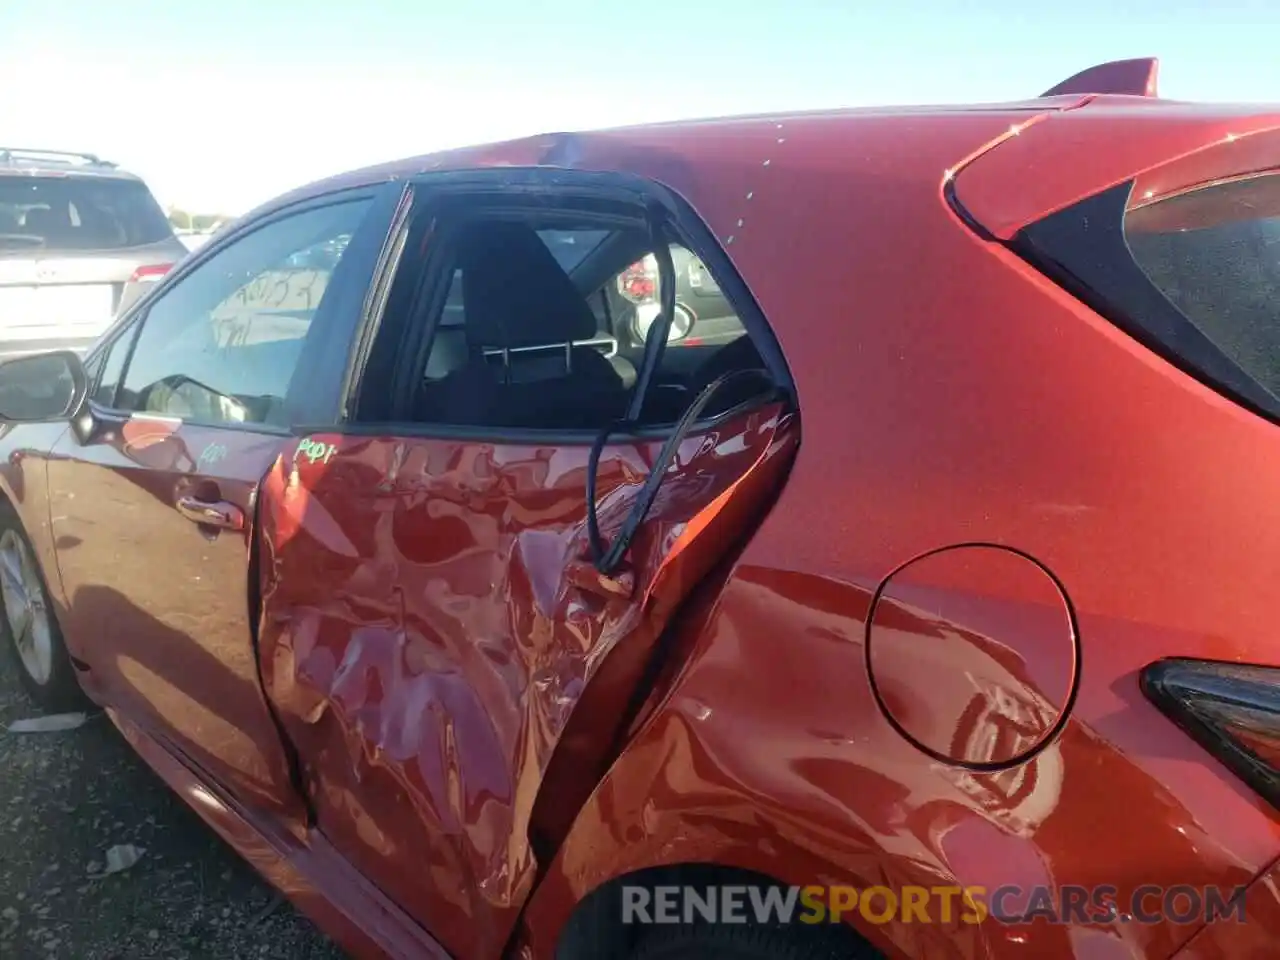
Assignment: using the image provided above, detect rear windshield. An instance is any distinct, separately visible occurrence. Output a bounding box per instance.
[1126,173,1280,399]
[0,176,174,253]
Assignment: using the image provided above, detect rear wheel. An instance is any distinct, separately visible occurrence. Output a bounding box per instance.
[629,923,878,959]
[0,511,84,710]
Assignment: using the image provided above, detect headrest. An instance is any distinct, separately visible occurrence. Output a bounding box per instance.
[456,221,599,349]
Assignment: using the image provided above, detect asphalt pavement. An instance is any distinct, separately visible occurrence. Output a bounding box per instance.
[0,664,346,959]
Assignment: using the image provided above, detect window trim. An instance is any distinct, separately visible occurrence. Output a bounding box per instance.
[86,315,142,412]
[336,183,414,422]
[85,182,403,434]
[340,167,794,443]
[311,393,788,447]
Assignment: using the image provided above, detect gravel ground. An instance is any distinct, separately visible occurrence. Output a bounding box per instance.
[0,665,346,960]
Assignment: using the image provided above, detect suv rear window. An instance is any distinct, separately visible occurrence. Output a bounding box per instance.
[0,176,174,253]
[1125,173,1280,399]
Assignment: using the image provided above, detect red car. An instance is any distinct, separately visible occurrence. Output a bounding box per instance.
[2,56,1280,960]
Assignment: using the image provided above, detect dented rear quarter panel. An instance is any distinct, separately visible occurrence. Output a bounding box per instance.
[502,103,1280,958]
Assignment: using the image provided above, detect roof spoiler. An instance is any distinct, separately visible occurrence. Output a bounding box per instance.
[1040,57,1159,98]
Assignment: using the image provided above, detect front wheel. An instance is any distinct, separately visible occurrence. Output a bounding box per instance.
[0,509,85,711]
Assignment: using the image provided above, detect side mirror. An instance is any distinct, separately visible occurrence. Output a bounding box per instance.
[0,351,88,422]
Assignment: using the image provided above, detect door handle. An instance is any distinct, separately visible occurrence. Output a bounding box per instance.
[176,495,245,532]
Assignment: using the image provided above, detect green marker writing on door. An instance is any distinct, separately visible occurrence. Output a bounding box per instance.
[296,438,338,465]
[196,442,228,470]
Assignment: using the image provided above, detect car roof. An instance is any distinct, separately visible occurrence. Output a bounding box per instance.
[262,96,1090,208]
[264,99,1235,207]
[0,148,143,183]
[248,56,1280,236]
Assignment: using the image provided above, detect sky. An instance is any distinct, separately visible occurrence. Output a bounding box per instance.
[3,0,1280,215]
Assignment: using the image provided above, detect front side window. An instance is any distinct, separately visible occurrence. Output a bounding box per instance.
[91,323,138,408]
[117,198,371,427]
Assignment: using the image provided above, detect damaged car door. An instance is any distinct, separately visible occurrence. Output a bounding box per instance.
[46,187,401,821]
[254,178,799,958]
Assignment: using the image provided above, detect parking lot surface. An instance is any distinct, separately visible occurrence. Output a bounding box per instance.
[0,666,345,959]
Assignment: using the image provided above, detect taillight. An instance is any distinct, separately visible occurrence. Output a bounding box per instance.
[617,255,659,303]
[1142,658,1280,807]
[129,263,172,283]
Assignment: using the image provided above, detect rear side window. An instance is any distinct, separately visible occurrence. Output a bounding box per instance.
[417,228,618,396]
[0,176,173,253]
[365,204,774,432]
[1125,174,1280,399]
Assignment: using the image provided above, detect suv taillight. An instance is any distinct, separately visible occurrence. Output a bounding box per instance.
[617,255,658,303]
[129,263,172,283]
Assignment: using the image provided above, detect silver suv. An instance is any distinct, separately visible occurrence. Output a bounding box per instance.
[0,148,190,358]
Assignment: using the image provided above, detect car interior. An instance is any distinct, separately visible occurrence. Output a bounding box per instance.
[105,201,778,437]
[405,215,774,433]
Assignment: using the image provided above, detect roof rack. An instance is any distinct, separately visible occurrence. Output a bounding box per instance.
[0,147,116,168]
[1040,57,1159,98]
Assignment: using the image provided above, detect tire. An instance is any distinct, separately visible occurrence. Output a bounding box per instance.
[628,923,879,960]
[0,505,85,711]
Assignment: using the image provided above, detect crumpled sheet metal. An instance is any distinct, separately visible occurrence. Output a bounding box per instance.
[256,405,797,957]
